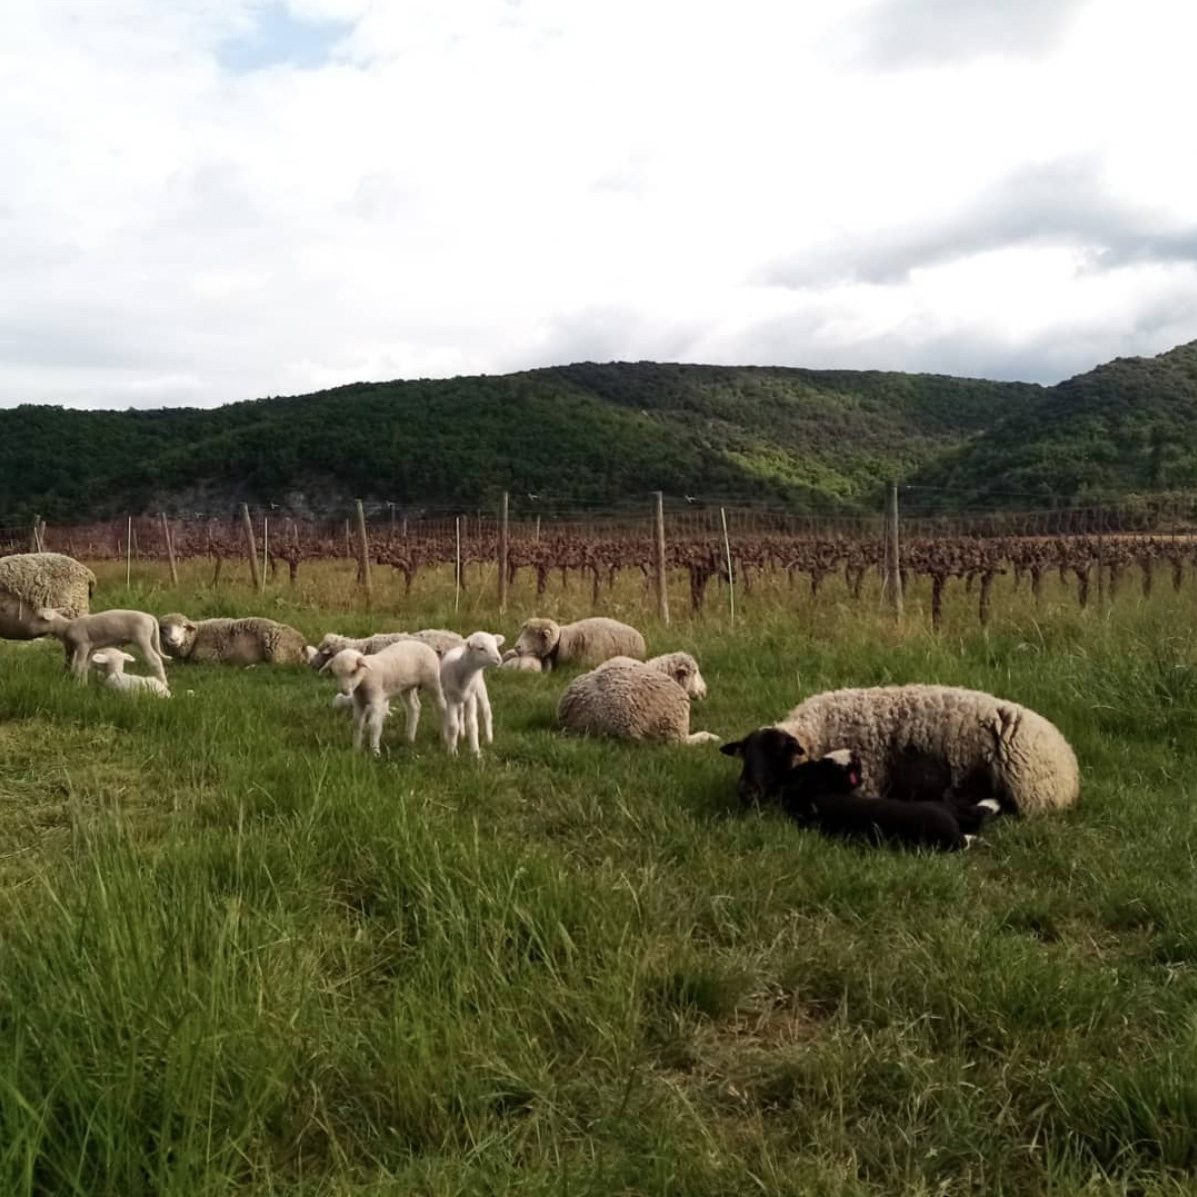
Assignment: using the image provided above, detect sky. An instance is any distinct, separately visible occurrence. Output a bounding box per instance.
[3,0,1195,410]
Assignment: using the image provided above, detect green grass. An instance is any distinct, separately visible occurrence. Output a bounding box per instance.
[3,560,1197,1194]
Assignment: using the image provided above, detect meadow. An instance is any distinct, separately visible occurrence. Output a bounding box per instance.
[2,557,1197,1195]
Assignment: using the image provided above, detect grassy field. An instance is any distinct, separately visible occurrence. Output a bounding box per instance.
[3,559,1197,1195]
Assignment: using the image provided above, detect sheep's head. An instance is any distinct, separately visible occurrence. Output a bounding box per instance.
[159,615,197,651]
[30,607,70,634]
[91,648,135,672]
[513,618,560,661]
[321,648,369,695]
[306,633,349,671]
[775,748,864,816]
[461,631,505,671]
[720,726,811,805]
[652,652,707,701]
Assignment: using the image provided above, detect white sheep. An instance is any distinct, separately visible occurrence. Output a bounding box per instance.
[557,651,719,745]
[512,616,646,672]
[725,684,1079,815]
[159,614,308,665]
[27,607,168,685]
[90,649,171,698]
[439,632,505,756]
[321,640,448,754]
[0,552,97,640]
[305,628,465,672]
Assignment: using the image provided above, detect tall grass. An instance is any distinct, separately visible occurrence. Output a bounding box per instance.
[2,559,1197,1193]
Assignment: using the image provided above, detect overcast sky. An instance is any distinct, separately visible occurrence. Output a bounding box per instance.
[4,0,1195,410]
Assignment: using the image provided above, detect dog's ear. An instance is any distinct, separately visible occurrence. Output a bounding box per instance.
[720,739,745,758]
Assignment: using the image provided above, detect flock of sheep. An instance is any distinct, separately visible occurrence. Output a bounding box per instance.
[0,551,1081,852]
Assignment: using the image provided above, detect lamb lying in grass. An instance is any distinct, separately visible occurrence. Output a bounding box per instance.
[321,640,448,754]
[27,607,168,685]
[728,738,998,852]
[439,632,505,755]
[90,649,171,698]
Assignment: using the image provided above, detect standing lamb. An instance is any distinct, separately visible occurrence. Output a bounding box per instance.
[321,640,448,754]
[439,632,505,755]
[723,684,1079,815]
[160,614,308,665]
[90,650,171,698]
[512,616,646,671]
[26,608,169,685]
[0,552,96,640]
[557,651,718,745]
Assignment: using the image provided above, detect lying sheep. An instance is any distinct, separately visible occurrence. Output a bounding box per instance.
[557,651,719,745]
[500,650,544,673]
[305,628,465,671]
[27,607,169,685]
[321,640,448,754]
[513,616,646,671]
[90,649,171,698]
[440,632,505,755]
[160,613,308,665]
[0,552,96,640]
[724,684,1079,815]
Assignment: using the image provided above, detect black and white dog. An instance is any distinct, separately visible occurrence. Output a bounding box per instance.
[720,729,998,852]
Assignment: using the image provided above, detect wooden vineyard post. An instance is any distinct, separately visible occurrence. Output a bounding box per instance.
[126,516,133,588]
[720,506,735,626]
[261,517,269,593]
[454,516,462,613]
[498,491,509,613]
[30,516,41,552]
[241,503,263,591]
[355,499,373,605]
[654,491,670,625]
[883,483,903,619]
[161,513,179,586]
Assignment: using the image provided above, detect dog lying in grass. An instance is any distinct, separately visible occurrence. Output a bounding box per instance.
[720,729,998,852]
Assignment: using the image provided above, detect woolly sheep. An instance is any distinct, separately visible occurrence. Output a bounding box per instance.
[321,640,448,754]
[90,649,171,698]
[512,616,646,671]
[724,684,1079,815]
[557,651,719,745]
[305,628,465,672]
[0,552,96,640]
[439,632,505,755]
[26,607,168,685]
[500,650,544,673]
[160,613,308,665]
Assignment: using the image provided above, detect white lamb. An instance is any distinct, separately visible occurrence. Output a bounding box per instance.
[28,607,168,685]
[439,632,505,756]
[90,649,171,698]
[321,640,448,755]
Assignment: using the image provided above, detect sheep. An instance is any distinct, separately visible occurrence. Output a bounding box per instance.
[557,651,719,745]
[159,613,308,665]
[321,640,448,754]
[512,616,646,672]
[500,650,544,672]
[723,684,1079,815]
[730,743,999,852]
[90,649,171,698]
[305,629,465,672]
[439,632,505,755]
[0,552,96,640]
[25,607,169,685]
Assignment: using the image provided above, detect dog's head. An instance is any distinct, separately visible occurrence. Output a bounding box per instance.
[781,748,864,809]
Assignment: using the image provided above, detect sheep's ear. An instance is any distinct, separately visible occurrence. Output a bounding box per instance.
[90,651,108,665]
[318,657,334,674]
[720,740,745,758]
[185,621,197,632]
[788,744,806,770]
[35,607,57,621]
[493,634,505,648]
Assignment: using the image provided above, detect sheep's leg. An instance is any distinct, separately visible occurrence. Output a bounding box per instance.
[70,642,91,683]
[685,731,722,745]
[366,701,387,755]
[134,630,168,685]
[444,702,461,755]
[464,694,481,756]
[401,688,420,744]
[476,682,493,745]
[351,702,367,751]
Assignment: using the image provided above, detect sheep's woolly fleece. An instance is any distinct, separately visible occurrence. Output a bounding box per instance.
[514,616,646,669]
[557,653,717,745]
[0,552,96,636]
[159,614,308,665]
[778,684,1079,815]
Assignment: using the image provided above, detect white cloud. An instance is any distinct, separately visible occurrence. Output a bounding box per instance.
[1,0,1195,409]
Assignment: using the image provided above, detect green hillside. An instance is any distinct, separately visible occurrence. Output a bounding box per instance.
[0,363,1042,524]
[3,343,1195,524]
[906,341,1197,511]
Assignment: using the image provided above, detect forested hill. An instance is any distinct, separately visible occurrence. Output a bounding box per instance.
[906,340,1197,511]
[0,345,1192,523]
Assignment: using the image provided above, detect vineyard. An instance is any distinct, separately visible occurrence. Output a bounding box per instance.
[6,493,1197,629]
